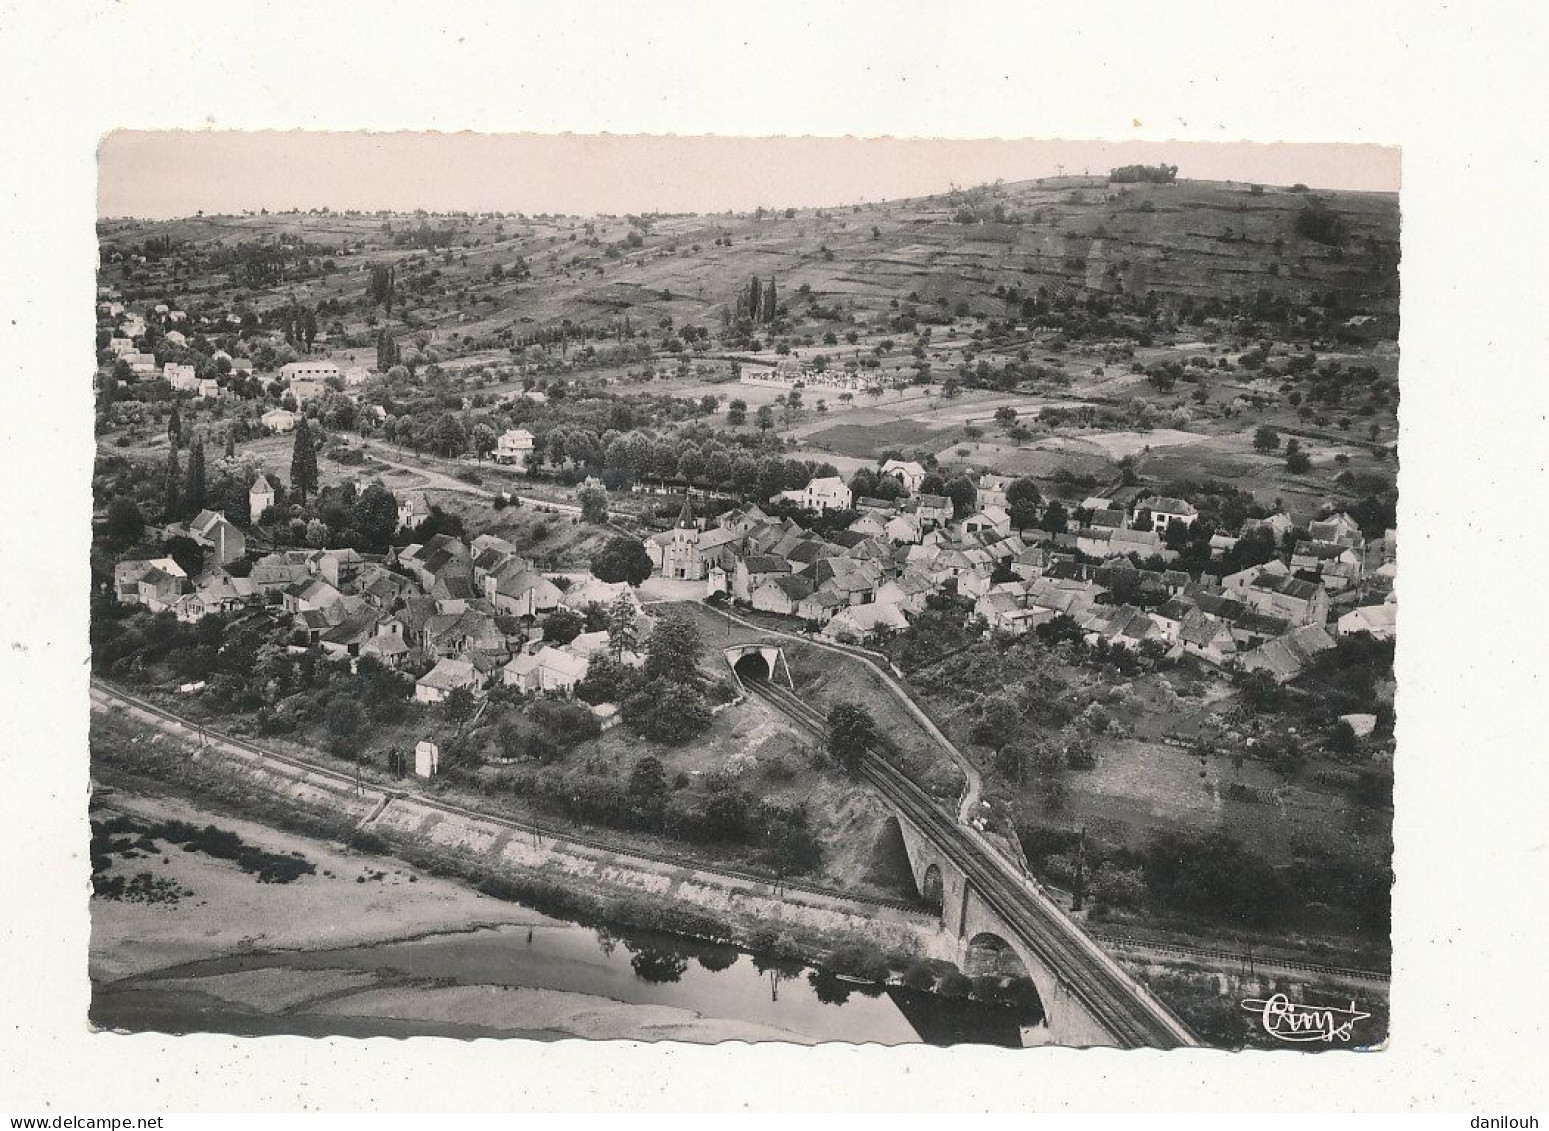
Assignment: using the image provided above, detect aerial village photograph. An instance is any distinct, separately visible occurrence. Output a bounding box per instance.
[86,133,1400,1050]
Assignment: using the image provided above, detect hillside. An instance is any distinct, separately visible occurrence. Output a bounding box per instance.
[97,176,1399,357]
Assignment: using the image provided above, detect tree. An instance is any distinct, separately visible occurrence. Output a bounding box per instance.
[993,406,1018,428]
[290,417,319,502]
[943,476,978,519]
[726,398,747,426]
[1005,477,1042,529]
[591,535,654,586]
[163,445,181,519]
[325,696,366,754]
[628,755,668,805]
[756,405,775,433]
[471,422,497,461]
[1285,439,1312,474]
[623,679,712,744]
[351,481,399,551]
[104,498,145,547]
[543,607,585,646]
[606,593,639,657]
[183,438,207,515]
[1252,424,1281,453]
[826,702,878,771]
[577,480,609,524]
[1039,500,1069,534]
[642,614,702,683]
[162,534,204,579]
[166,405,182,450]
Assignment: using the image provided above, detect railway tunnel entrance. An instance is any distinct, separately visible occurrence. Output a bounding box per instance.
[724,643,793,689]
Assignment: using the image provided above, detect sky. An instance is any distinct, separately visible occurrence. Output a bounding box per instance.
[98,132,1400,220]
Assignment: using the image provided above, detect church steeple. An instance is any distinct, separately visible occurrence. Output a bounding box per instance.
[676,493,695,528]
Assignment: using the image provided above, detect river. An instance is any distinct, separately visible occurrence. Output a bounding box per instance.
[93,906,1035,1046]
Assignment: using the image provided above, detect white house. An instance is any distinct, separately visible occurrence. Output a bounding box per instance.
[415,657,483,704]
[502,645,587,695]
[163,362,199,392]
[398,491,431,531]
[280,360,343,384]
[882,459,927,493]
[1337,603,1397,641]
[791,476,853,514]
[261,408,298,433]
[1135,495,1198,535]
[495,428,535,467]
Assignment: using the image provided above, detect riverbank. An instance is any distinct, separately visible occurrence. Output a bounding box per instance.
[89,787,1015,1045]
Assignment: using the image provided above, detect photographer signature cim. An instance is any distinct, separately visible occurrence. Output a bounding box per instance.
[1241,994,1371,1043]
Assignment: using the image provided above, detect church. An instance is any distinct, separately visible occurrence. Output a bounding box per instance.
[646,496,705,580]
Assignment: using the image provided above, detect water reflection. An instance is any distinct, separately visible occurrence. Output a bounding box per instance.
[626,944,690,984]
[809,969,852,1006]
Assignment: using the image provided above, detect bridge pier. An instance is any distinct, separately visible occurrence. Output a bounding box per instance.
[893,813,1123,1048]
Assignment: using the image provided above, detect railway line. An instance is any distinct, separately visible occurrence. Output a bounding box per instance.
[88,677,926,917]
[743,674,1199,1049]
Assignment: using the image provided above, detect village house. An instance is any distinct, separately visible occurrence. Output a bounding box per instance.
[503,645,587,696]
[785,475,853,514]
[881,459,928,493]
[797,588,848,626]
[396,492,431,532]
[822,601,909,645]
[958,506,1011,538]
[1337,602,1397,640]
[261,408,298,434]
[751,573,815,617]
[280,359,343,387]
[494,428,535,467]
[114,557,188,612]
[1178,609,1238,665]
[1241,623,1337,683]
[876,568,933,615]
[977,474,1012,511]
[172,570,259,623]
[184,509,246,566]
[486,565,563,617]
[1135,495,1199,536]
[163,362,199,392]
[733,554,792,603]
[1241,571,1330,626]
[415,657,484,704]
[907,494,954,529]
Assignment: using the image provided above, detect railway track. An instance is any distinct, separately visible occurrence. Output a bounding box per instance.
[1089,933,1390,984]
[88,678,925,917]
[744,675,1199,1049]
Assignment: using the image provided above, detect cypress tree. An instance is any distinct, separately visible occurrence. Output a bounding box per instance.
[290,417,319,502]
[184,438,207,514]
[167,404,182,449]
[163,446,181,519]
[748,275,762,322]
[764,277,777,323]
